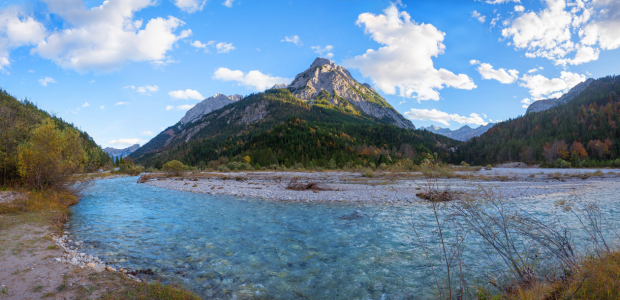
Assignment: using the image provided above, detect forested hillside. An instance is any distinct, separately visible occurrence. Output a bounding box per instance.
[454,76,620,167]
[0,90,111,186]
[132,89,458,169]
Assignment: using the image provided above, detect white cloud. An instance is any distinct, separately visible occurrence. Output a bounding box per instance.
[141,131,154,136]
[472,10,486,23]
[501,0,574,65]
[514,5,525,12]
[115,102,128,105]
[168,89,204,100]
[471,61,519,84]
[32,0,192,73]
[39,76,55,86]
[165,104,194,111]
[191,40,231,53]
[223,0,234,7]
[89,80,95,83]
[311,45,334,59]
[82,102,89,108]
[0,7,46,72]
[100,105,105,109]
[28,69,35,73]
[527,66,543,73]
[125,84,159,95]
[519,71,586,99]
[344,4,476,101]
[581,0,620,51]
[173,0,206,13]
[108,138,146,147]
[216,42,235,53]
[469,59,480,65]
[404,108,488,126]
[281,35,302,45]
[485,0,520,3]
[565,45,600,65]
[521,98,534,108]
[213,68,293,91]
[499,0,619,66]
[191,40,207,49]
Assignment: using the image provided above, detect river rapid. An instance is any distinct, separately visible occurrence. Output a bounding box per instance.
[66,176,620,299]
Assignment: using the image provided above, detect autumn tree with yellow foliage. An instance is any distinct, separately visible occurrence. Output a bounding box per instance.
[18,119,86,190]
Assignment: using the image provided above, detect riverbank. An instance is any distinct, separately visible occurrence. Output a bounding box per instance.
[0,189,199,299]
[140,168,620,203]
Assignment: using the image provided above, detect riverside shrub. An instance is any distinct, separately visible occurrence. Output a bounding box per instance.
[162,160,187,176]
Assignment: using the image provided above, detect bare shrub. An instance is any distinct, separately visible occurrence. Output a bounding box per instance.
[285,177,333,191]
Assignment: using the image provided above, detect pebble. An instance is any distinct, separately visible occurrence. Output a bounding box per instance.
[52,235,143,282]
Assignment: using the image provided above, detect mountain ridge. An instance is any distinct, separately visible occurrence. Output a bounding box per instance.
[104,144,140,159]
[420,123,495,141]
[130,58,459,168]
[526,78,594,114]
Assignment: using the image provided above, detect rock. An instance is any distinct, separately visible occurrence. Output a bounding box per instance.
[288,57,415,129]
[106,266,117,272]
[87,262,96,268]
[180,93,243,125]
[270,83,288,90]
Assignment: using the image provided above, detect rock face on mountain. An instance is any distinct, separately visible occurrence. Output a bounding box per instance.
[180,93,243,125]
[421,123,495,141]
[286,58,415,129]
[104,144,140,159]
[526,78,594,114]
[270,83,288,90]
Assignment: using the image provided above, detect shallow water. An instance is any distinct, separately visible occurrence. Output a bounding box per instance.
[67,177,620,299]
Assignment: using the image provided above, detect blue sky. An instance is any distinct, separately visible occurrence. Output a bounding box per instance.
[0,0,619,148]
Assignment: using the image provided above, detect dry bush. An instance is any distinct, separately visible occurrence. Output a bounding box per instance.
[361,169,374,178]
[284,177,333,191]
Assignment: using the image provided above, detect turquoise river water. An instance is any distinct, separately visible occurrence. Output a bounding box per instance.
[67,176,620,299]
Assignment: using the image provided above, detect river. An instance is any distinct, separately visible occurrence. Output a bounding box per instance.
[66,176,620,299]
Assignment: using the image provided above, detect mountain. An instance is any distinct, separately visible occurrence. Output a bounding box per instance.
[421,123,495,141]
[526,78,594,114]
[454,75,620,166]
[130,58,457,168]
[180,93,243,125]
[104,144,140,159]
[287,58,415,129]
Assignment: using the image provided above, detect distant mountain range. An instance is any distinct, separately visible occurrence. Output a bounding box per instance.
[526,78,594,114]
[104,144,140,159]
[420,123,495,141]
[130,58,457,168]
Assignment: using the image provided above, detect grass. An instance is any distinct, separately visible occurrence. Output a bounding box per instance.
[506,251,620,299]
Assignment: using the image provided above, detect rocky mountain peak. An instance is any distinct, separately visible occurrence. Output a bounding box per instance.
[180,93,243,125]
[288,57,414,129]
